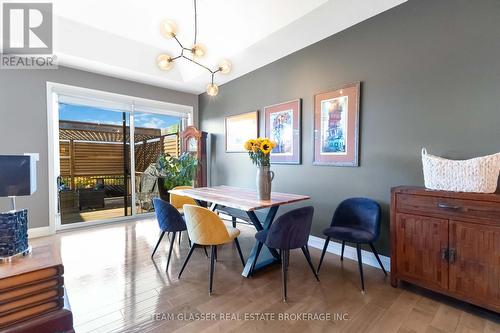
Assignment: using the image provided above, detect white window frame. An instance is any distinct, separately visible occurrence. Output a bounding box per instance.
[46,82,194,232]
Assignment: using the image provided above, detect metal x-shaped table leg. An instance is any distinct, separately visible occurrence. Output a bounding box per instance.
[241,206,280,277]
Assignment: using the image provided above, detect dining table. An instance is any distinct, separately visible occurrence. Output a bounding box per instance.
[168,185,310,278]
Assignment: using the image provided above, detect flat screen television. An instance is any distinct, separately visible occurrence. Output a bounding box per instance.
[0,154,38,197]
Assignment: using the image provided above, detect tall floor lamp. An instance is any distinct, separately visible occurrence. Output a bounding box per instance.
[0,154,39,262]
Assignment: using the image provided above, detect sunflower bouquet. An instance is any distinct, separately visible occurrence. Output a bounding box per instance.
[244,137,277,167]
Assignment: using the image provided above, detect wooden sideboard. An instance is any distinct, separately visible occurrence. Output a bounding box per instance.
[390,186,500,313]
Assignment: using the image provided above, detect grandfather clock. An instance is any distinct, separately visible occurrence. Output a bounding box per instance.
[180,126,207,187]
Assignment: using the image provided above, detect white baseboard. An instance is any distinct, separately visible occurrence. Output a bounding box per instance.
[308,235,390,272]
[28,227,53,238]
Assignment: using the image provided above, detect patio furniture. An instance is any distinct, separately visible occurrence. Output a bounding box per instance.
[59,190,77,211]
[103,184,125,198]
[77,188,105,211]
[255,206,318,302]
[316,198,387,292]
[179,204,245,295]
[136,172,158,213]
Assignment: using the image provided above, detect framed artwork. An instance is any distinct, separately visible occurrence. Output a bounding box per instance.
[313,82,360,166]
[225,111,259,152]
[264,99,301,164]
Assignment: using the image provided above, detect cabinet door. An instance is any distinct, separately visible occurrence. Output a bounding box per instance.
[449,220,500,311]
[396,213,449,290]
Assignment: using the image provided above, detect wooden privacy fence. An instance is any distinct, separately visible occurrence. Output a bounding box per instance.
[60,133,180,189]
[134,135,180,172]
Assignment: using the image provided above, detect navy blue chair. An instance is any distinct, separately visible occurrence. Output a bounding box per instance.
[254,206,318,302]
[316,198,387,292]
[152,198,190,272]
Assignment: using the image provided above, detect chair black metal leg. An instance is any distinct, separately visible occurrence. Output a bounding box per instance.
[203,246,208,257]
[151,231,166,259]
[178,232,182,246]
[316,237,330,274]
[341,241,345,261]
[178,243,196,278]
[232,216,236,228]
[302,246,319,281]
[369,243,387,275]
[356,243,365,292]
[281,250,289,302]
[166,232,176,272]
[214,246,218,262]
[286,249,290,273]
[250,242,263,276]
[234,238,245,267]
[187,233,191,247]
[209,245,216,295]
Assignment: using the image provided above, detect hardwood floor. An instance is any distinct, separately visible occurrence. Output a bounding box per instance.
[30,218,499,333]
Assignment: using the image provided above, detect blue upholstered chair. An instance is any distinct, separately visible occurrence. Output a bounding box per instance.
[151,198,190,272]
[254,206,318,302]
[316,198,387,292]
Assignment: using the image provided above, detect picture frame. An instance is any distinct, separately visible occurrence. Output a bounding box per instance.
[225,111,259,153]
[264,99,301,164]
[313,82,360,166]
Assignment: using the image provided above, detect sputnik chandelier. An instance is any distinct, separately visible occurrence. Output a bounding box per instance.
[157,0,231,96]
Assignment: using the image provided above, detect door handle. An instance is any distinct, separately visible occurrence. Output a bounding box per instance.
[449,248,456,264]
[440,248,449,261]
[437,203,460,210]
[57,175,62,214]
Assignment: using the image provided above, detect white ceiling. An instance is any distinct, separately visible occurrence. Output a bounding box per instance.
[53,0,407,94]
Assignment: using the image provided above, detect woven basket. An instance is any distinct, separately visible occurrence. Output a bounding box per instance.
[421,148,500,193]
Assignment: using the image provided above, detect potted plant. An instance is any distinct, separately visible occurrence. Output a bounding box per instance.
[153,153,198,201]
[244,137,277,200]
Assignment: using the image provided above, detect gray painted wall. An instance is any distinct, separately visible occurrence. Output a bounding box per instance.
[199,0,500,255]
[0,66,198,228]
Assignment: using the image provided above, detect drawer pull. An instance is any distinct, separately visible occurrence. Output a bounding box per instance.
[437,203,460,210]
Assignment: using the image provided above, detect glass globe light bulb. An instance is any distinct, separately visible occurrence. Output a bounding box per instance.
[218,60,231,74]
[191,43,206,58]
[157,54,173,70]
[160,19,177,38]
[206,83,219,96]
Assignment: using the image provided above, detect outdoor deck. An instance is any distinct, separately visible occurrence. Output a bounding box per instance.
[61,194,154,224]
[62,207,129,224]
[58,120,178,225]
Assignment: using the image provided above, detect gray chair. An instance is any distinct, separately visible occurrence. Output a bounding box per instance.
[254,206,318,302]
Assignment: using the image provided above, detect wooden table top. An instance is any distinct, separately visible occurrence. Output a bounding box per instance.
[169,185,310,211]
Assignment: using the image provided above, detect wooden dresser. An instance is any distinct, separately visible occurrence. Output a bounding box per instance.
[390,186,500,313]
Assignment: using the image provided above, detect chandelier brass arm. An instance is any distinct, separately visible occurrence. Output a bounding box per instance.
[157,0,231,96]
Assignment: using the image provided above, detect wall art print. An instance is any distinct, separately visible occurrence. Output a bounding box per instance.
[314,82,360,166]
[225,111,259,152]
[264,99,301,164]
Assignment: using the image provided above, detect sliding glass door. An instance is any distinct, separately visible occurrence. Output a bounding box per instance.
[58,104,132,225]
[133,112,182,215]
[51,88,190,229]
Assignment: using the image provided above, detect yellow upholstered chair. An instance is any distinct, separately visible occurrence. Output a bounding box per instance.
[170,186,197,215]
[178,204,245,295]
